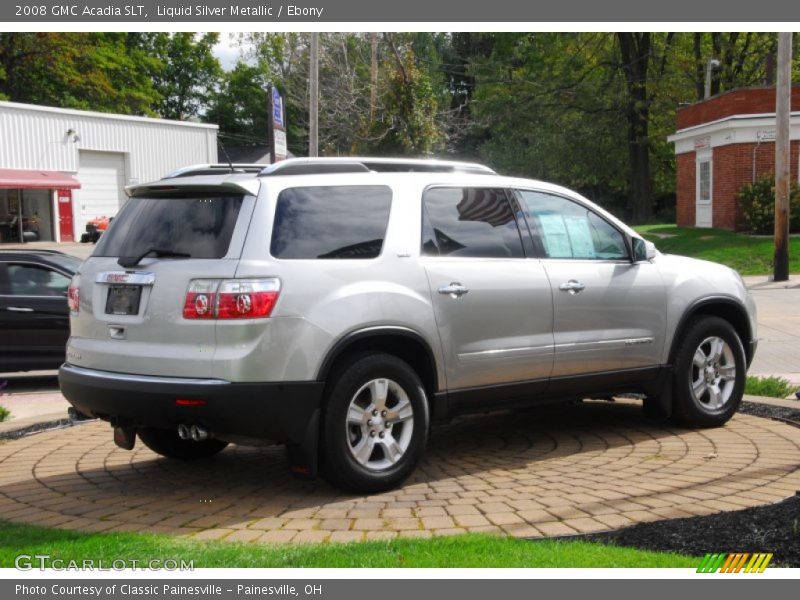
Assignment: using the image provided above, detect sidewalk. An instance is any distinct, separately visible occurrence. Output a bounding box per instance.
[743,274,800,290]
[0,386,72,437]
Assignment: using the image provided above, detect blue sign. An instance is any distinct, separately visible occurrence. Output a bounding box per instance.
[272,87,284,129]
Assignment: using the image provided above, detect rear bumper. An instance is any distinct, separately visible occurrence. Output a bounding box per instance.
[58,363,323,445]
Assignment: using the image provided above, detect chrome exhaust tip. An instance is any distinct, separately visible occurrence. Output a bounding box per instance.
[177,424,191,440]
[190,425,209,441]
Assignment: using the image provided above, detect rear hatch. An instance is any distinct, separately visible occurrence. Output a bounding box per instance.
[68,184,257,378]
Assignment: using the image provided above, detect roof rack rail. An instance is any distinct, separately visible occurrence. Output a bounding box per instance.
[258,157,496,177]
[163,164,269,179]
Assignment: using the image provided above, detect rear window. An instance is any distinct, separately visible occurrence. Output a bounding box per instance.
[93,194,244,259]
[271,186,392,259]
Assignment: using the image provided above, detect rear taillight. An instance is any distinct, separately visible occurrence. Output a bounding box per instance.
[183,278,280,320]
[67,275,80,314]
[217,279,280,319]
[182,280,218,319]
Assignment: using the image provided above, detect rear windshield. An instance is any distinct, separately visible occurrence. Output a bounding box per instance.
[93,194,244,259]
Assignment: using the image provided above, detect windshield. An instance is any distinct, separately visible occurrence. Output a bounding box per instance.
[93,194,245,260]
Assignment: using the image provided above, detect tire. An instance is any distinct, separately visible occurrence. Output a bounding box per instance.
[319,352,430,493]
[137,427,228,460]
[672,316,746,428]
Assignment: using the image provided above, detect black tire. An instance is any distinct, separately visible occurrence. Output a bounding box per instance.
[672,316,746,428]
[319,352,430,493]
[137,427,228,460]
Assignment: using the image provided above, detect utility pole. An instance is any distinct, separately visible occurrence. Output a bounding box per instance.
[774,32,792,282]
[309,32,319,157]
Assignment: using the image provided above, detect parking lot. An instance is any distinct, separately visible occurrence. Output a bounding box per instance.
[1,245,799,543]
[1,399,798,542]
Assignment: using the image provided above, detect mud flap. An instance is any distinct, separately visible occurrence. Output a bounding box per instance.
[643,370,673,420]
[113,425,137,450]
[285,408,320,480]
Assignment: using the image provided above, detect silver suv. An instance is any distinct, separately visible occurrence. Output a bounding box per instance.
[59,158,757,492]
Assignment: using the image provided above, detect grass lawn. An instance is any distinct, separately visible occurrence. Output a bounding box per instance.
[635,224,800,276]
[0,520,698,568]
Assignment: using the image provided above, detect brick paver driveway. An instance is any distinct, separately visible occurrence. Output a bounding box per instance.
[1,401,799,544]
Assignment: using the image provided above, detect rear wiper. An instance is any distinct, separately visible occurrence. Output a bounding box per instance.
[117,248,191,268]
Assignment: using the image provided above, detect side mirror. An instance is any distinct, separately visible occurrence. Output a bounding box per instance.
[631,237,656,262]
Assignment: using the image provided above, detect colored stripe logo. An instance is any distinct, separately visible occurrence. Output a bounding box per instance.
[697,553,773,573]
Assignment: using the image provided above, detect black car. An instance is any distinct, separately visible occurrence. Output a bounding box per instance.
[0,249,82,372]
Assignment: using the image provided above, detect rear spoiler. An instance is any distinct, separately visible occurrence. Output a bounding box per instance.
[125,177,260,198]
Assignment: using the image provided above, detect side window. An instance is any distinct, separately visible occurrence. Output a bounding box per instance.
[7,264,70,296]
[516,190,628,260]
[271,186,392,259]
[421,187,525,258]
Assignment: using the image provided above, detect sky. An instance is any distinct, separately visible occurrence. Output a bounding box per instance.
[212,35,240,71]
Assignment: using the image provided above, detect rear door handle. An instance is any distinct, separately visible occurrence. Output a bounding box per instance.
[558,280,586,295]
[6,306,34,312]
[438,282,469,298]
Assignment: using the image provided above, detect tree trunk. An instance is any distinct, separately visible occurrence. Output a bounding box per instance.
[617,33,653,223]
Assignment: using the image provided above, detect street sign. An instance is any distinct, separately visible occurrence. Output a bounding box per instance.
[274,130,287,160]
[272,87,284,129]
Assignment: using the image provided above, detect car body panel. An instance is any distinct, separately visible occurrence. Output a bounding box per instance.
[60,162,758,447]
[0,251,80,372]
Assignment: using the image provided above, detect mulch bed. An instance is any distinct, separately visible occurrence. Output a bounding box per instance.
[571,401,800,567]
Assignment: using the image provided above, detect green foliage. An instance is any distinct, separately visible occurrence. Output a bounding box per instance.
[0,520,699,568]
[205,63,272,144]
[0,406,9,422]
[133,33,221,120]
[0,33,160,115]
[738,176,800,235]
[374,46,444,155]
[745,376,798,399]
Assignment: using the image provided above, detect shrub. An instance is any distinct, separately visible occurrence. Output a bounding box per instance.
[738,175,800,235]
[745,375,798,399]
[0,406,9,422]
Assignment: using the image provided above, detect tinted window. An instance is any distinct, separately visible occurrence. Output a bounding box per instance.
[271,186,392,259]
[94,194,244,259]
[516,191,628,260]
[6,264,70,296]
[422,188,524,258]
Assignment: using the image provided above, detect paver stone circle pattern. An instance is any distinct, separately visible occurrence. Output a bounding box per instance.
[1,402,799,544]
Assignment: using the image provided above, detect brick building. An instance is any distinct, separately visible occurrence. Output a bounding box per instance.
[668,87,800,230]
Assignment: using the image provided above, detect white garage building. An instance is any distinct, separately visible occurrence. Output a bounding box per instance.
[0,101,218,243]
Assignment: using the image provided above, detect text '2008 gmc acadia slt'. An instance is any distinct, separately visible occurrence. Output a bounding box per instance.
[59,158,757,493]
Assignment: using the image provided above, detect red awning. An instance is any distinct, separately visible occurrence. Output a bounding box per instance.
[0,168,81,190]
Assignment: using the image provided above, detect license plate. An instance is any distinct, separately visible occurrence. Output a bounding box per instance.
[105,285,142,316]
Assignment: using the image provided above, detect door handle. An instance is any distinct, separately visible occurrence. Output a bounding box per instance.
[558,280,586,295]
[6,306,34,312]
[438,282,469,298]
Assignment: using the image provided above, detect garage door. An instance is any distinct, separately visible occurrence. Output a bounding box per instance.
[74,151,127,240]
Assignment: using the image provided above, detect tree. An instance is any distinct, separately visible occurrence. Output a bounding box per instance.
[132,33,222,120]
[0,33,160,115]
[205,63,272,145]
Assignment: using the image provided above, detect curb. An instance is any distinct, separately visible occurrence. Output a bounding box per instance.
[0,416,94,441]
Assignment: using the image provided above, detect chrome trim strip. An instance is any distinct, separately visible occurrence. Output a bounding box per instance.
[95,271,156,285]
[458,337,654,359]
[458,345,552,359]
[61,364,228,386]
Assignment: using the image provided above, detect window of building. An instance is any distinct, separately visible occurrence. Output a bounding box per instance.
[697,159,712,203]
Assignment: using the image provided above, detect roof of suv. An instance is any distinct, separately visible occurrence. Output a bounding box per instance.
[128,157,497,197]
